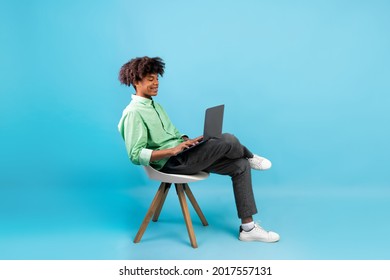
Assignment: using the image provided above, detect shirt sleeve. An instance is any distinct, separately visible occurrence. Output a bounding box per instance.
[121,111,152,166]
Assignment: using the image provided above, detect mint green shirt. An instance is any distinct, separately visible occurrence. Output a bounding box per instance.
[118,95,185,170]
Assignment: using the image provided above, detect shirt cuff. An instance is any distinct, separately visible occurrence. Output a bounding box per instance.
[139,148,153,166]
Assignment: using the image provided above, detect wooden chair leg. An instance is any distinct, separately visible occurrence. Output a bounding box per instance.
[134,183,166,243]
[175,183,198,248]
[152,183,171,222]
[183,183,208,226]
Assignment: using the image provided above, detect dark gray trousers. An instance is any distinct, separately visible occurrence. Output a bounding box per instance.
[160,133,258,219]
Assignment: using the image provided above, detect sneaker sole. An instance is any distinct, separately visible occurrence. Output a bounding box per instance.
[239,236,280,243]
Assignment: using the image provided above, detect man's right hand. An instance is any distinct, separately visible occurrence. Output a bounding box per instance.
[171,136,203,156]
[150,136,204,161]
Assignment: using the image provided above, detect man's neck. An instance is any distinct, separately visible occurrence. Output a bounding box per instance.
[135,92,152,99]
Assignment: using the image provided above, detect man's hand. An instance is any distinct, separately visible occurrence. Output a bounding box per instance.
[150,136,204,162]
[171,136,203,155]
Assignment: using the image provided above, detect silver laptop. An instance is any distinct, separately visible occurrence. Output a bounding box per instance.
[179,104,224,154]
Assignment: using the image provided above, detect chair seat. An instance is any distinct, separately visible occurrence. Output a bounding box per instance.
[143,165,209,183]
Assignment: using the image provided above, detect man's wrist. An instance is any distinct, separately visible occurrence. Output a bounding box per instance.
[169,147,177,157]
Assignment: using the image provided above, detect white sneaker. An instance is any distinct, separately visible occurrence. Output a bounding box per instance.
[248,154,272,170]
[239,223,280,243]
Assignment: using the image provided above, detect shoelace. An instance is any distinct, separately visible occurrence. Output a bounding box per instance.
[249,157,264,167]
[253,222,267,233]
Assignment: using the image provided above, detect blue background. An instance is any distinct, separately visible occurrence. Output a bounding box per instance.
[1,0,389,259]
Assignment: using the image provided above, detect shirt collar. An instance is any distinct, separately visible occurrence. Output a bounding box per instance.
[131,94,153,106]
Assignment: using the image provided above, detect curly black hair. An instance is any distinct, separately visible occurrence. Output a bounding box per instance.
[118,56,165,89]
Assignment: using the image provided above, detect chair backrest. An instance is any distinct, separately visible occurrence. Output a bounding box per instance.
[143,165,209,184]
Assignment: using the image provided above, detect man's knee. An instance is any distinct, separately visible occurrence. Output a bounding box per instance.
[220,133,240,147]
[205,133,244,160]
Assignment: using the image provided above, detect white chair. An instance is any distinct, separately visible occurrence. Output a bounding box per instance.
[133,165,209,248]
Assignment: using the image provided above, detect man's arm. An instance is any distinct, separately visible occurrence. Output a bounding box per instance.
[150,136,203,162]
[119,111,154,166]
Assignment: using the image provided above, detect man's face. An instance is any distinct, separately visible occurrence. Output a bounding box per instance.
[134,73,159,99]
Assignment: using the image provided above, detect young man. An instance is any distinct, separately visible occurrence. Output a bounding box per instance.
[118,56,280,242]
